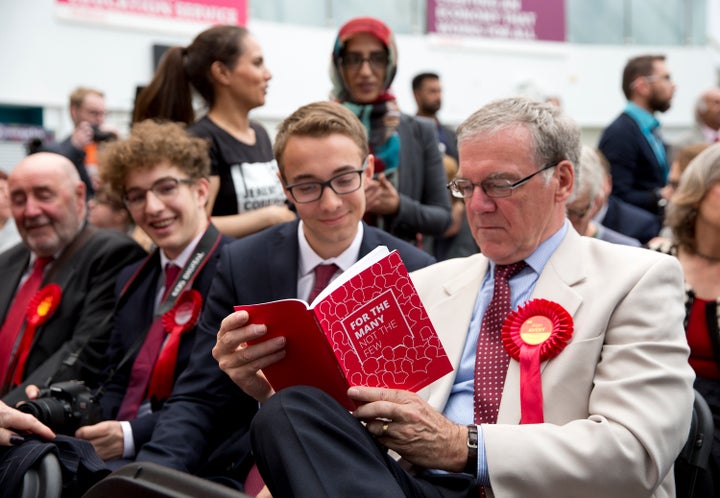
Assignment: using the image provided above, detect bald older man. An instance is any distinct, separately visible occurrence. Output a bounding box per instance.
[0,153,145,406]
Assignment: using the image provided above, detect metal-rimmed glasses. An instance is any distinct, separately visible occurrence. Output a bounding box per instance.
[123,177,195,210]
[447,162,559,199]
[339,52,389,73]
[285,159,368,204]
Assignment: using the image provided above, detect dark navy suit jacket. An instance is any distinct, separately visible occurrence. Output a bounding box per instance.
[99,230,233,451]
[598,112,668,214]
[601,195,661,245]
[137,221,435,481]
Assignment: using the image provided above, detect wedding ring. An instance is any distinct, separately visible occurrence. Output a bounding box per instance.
[381,422,390,436]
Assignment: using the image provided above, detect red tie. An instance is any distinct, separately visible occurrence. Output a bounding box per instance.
[117,263,180,420]
[307,264,339,303]
[474,261,526,425]
[0,257,53,388]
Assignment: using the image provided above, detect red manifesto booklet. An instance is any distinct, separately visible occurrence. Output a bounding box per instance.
[238,247,453,410]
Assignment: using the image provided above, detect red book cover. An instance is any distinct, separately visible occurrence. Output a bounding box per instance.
[238,247,453,410]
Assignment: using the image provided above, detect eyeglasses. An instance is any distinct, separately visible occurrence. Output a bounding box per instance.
[123,177,195,210]
[447,162,558,199]
[340,52,389,73]
[645,74,672,83]
[285,160,367,204]
[566,200,594,219]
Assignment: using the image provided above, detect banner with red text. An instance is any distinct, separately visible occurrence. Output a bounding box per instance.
[55,0,247,33]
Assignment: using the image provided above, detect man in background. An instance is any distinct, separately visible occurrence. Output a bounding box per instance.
[599,54,675,216]
[39,87,117,198]
[0,171,21,254]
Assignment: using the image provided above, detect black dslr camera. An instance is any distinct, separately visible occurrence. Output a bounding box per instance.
[18,380,103,435]
[91,124,117,143]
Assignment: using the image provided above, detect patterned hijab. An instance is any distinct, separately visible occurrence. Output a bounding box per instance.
[330,17,401,176]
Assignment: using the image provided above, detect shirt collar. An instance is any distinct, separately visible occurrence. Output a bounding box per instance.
[159,229,206,271]
[297,220,364,277]
[487,220,569,278]
[625,101,660,132]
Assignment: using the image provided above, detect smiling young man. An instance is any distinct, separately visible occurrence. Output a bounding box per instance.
[133,102,434,492]
[65,120,233,464]
[0,152,145,405]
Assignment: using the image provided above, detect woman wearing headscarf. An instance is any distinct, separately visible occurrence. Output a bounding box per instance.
[330,17,451,245]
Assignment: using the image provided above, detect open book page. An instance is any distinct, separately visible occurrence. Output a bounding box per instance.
[310,245,389,307]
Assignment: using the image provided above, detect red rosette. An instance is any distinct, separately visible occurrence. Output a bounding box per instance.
[26,283,62,327]
[161,289,202,335]
[13,284,63,385]
[148,289,202,401]
[501,298,573,424]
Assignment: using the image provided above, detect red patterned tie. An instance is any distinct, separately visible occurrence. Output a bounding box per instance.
[0,257,53,387]
[307,264,339,303]
[474,261,526,425]
[117,263,180,420]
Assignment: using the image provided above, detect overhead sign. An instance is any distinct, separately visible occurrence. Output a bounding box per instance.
[55,0,247,32]
[427,0,565,42]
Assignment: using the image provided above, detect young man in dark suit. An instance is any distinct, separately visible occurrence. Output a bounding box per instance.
[0,152,145,406]
[136,102,435,492]
[41,120,232,465]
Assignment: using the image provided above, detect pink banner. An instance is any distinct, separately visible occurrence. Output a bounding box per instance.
[56,0,247,26]
[427,0,565,42]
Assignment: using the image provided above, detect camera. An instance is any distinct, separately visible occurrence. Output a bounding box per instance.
[91,124,117,143]
[18,380,103,435]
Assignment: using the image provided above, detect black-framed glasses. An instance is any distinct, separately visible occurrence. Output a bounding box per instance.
[123,177,196,210]
[447,161,559,199]
[340,52,389,73]
[285,159,368,204]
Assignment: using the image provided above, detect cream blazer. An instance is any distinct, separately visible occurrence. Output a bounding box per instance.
[412,228,695,498]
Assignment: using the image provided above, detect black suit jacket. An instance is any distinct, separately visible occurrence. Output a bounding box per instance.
[598,112,668,214]
[601,195,661,245]
[0,226,146,406]
[98,231,233,450]
[137,221,435,479]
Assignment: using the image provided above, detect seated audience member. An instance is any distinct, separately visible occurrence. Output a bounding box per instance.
[566,146,641,246]
[593,150,661,244]
[329,17,451,244]
[0,171,21,254]
[649,142,720,497]
[39,87,118,198]
[220,97,693,497]
[0,153,145,405]
[137,101,435,494]
[88,183,154,252]
[59,120,232,464]
[675,87,720,146]
[665,142,710,201]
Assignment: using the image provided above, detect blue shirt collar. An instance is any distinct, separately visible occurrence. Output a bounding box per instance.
[624,101,660,132]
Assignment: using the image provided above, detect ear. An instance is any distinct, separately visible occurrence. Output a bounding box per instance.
[554,160,574,203]
[194,177,211,208]
[364,155,375,180]
[210,61,231,86]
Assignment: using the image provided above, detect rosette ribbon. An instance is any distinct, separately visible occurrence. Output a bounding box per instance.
[146,289,202,401]
[502,299,573,424]
[13,284,62,386]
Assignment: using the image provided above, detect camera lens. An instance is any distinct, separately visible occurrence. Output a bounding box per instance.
[18,398,70,429]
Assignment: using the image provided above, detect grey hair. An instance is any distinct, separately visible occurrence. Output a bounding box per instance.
[457,97,581,172]
[567,145,604,205]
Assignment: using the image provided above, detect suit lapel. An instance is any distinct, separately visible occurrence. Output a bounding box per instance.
[269,221,302,300]
[498,229,586,423]
[0,246,30,322]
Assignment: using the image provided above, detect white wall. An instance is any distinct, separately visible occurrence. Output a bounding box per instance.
[1,1,718,147]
